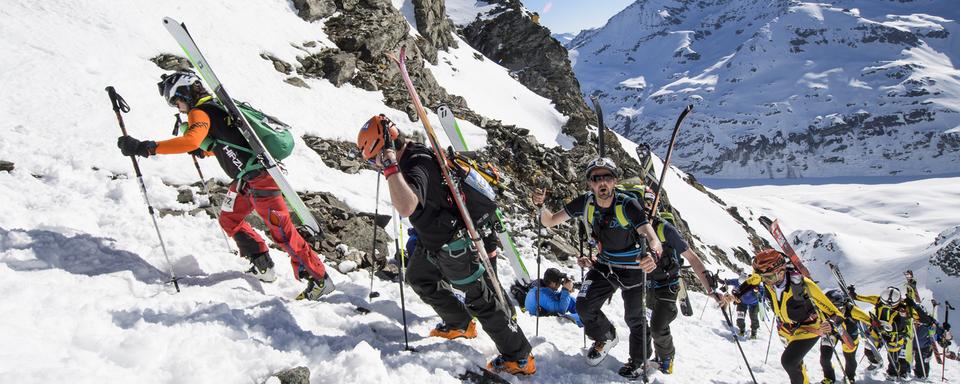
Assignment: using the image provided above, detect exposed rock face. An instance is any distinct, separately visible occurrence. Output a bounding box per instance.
[0,161,13,172]
[297,49,358,86]
[459,1,593,144]
[932,226,960,278]
[291,0,336,22]
[303,136,368,174]
[412,0,459,53]
[274,366,311,384]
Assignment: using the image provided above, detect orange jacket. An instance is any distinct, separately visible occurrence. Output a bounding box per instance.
[155,109,214,156]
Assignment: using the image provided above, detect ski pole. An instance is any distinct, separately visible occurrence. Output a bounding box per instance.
[533,207,542,337]
[719,298,759,384]
[106,86,180,292]
[395,211,414,352]
[190,154,234,253]
[369,173,382,300]
[577,220,586,348]
[944,300,954,382]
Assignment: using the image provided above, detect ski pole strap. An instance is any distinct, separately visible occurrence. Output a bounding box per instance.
[105,86,130,113]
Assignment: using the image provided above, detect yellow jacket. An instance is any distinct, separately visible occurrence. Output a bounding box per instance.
[742,273,844,342]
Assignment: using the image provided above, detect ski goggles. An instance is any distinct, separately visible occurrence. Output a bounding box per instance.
[758,269,785,282]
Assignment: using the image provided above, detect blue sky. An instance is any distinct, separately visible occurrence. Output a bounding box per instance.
[523,0,635,34]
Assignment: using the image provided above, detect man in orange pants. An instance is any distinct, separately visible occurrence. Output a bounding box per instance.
[117,71,333,300]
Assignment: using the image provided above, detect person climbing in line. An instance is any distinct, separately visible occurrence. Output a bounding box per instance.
[724,249,846,384]
[357,114,534,376]
[634,188,722,377]
[116,70,334,300]
[532,157,665,379]
[524,267,582,327]
[725,272,762,339]
[849,285,937,380]
[818,288,880,384]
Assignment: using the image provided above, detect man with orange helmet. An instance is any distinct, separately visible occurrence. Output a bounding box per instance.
[357,114,534,376]
[116,71,333,300]
[724,249,845,384]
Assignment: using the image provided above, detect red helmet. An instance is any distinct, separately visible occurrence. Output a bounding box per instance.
[357,114,399,160]
[752,249,786,274]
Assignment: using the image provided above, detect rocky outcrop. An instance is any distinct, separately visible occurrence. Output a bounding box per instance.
[151,54,192,71]
[303,136,369,174]
[459,2,592,142]
[412,0,458,53]
[0,161,13,173]
[296,49,358,86]
[274,366,311,384]
[931,226,960,278]
[291,0,336,22]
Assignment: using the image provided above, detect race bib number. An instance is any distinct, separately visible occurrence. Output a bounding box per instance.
[221,190,237,213]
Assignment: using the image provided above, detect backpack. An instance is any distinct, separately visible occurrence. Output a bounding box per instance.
[510,280,532,312]
[580,178,648,240]
[446,148,499,227]
[183,98,295,180]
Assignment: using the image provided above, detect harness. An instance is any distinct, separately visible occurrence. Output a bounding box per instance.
[580,190,645,268]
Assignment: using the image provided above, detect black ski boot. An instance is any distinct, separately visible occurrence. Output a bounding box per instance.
[246,251,276,282]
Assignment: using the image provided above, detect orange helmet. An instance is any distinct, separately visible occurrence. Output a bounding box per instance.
[357,114,399,160]
[752,249,786,273]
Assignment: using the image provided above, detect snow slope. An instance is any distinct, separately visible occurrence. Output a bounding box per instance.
[1,0,957,383]
[720,177,960,310]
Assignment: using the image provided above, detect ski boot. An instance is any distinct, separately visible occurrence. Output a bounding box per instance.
[429,320,477,340]
[820,379,834,384]
[487,354,536,376]
[585,329,618,366]
[296,274,335,300]
[750,329,758,340]
[617,358,647,380]
[245,251,277,282]
[651,356,673,374]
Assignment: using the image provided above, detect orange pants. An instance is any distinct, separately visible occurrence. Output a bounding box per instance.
[219,172,325,281]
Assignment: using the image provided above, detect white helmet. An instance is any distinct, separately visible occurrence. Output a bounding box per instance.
[157,71,201,107]
[584,157,619,179]
[879,286,902,306]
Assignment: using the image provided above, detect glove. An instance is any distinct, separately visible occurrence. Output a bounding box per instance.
[188,148,206,158]
[118,136,157,158]
[847,285,857,299]
[904,296,916,307]
[944,322,951,332]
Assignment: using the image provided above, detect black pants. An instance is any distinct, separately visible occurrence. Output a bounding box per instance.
[885,349,909,377]
[819,336,856,382]
[406,242,531,361]
[736,302,760,334]
[576,263,651,361]
[645,283,679,360]
[913,345,933,378]
[782,337,819,384]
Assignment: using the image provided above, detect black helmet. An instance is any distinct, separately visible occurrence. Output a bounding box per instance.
[584,157,619,178]
[158,71,201,107]
[825,289,845,308]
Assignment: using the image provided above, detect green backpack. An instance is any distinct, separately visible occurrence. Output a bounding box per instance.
[181,99,295,179]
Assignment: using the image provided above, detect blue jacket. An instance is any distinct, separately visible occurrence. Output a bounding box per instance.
[727,278,760,306]
[524,280,581,327]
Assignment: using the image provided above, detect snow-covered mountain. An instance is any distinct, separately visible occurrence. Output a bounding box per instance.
[1,0,957,382]
[551,32,578,45]
[569,0,960,179]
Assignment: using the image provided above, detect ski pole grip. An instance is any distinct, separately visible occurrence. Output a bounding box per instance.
[105,86,130,113]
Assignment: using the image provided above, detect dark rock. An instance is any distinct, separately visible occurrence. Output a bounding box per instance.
[150,54,192,71]
[291,0,336,22]
[177,189,194,204]
[0,161,12,172]
[546,237,577,261]
[284,76,310,88]
[411,0,459,54]
[303,135,372,174]
[274,366,311,384]
[297,49,358,86]
[261,53,294,74]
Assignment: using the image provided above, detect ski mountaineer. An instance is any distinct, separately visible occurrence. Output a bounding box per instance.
[356,114,534,376]
[637,186,721,375]
[818,289,880,384]
[723,249,845,384]
[116,71,334,299]
[532,157,666,379]
[524,267,582,327]
[848,285,938,380]
[725,273,762,339]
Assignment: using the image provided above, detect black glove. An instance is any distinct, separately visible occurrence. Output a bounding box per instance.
[188,148,206,158]
[117,136,157,158]
[944,322,951,332]
[847,285,857,299]
[904,296,916,308]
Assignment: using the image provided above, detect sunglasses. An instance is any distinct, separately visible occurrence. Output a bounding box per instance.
[589,173,616,183]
